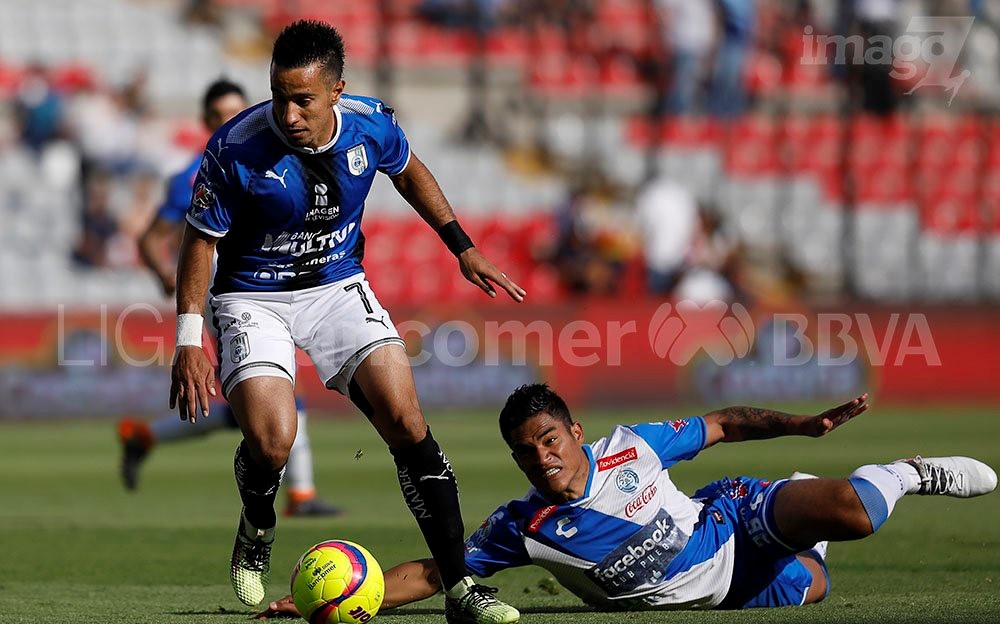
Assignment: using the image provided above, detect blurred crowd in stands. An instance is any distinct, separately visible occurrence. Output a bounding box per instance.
[1,0,998,306]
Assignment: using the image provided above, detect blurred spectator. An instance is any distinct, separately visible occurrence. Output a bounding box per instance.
[549,187,623,295]
[636,176,699,294]
[707,0,757,118]
[72,172,118,268]
[418,0,511,30]
[184,0,223,27]
[675,205,742,303]
[656,0,716,115]
[13,64,63,154]
[846,0,901,114]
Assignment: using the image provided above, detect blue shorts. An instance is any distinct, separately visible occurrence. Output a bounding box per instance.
[694,476,826,609]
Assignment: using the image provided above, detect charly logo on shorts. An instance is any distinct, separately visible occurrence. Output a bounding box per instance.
[615,467,640,493]
[230,332,250,364]
[347,144,368,176]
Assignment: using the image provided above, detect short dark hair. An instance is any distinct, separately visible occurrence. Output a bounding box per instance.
[499,384,574,445]
[272,20,346,81]
[202,78,245,115]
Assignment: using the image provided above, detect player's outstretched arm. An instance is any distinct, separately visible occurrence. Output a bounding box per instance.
[701,393,869,447]
[169,224,218,423]
[255,558,442,619]
[137,217,180,297]
[390,154,525,302]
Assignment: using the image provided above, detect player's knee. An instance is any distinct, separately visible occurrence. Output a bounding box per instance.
[250,433,294,471]
[837,482,875,538]
[376,403,427,447]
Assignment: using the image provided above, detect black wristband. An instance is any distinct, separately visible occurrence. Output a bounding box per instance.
[437,220,474,257]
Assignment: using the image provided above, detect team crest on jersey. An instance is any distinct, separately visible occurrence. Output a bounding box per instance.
[615,467,640,493]
[191,182,214,216]
[230,332,250,363]
[347,144,368,176]
[668,419,688,432]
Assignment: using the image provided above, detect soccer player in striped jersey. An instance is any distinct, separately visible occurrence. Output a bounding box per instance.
[121,79,340,517]
[259,383,996,617]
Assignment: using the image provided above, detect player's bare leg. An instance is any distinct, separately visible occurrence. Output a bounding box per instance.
[227,376,298,606]
[773,458,997,549]
[351,344,519,624]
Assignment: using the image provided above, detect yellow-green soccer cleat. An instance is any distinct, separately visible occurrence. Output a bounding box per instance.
[230,510,274,606]
[444,577,520,624]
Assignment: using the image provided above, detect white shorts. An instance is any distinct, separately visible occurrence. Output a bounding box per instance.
[209,273,403,398]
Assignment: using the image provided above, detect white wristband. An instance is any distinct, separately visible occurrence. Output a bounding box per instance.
[176,314,204,347]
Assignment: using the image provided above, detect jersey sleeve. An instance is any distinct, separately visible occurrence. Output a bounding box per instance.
[463,505,531,578]
[628,417,707,468]
[375,104,411,175]
[156,170,194,224]
[185,148,237,237]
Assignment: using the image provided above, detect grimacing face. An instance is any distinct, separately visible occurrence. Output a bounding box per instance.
[508,412,589,503]
[204,93,247,133]
[270,61,344,149]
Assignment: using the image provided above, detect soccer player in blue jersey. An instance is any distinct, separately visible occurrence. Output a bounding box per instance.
[122,79,340,517]
[258,384,996,618]
[169,21,524,622]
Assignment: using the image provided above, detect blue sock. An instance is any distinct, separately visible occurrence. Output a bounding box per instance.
[848,463,914,532]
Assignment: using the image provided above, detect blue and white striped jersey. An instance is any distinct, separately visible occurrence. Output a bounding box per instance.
[185,94,410,295]
[464,418,737,610]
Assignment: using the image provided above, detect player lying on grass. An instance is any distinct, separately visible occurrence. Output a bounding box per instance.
[259,383,997,616]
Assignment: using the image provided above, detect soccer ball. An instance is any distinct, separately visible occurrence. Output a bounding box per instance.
[290,540,385,624]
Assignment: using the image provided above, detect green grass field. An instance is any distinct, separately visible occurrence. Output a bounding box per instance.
[1,404,998,624]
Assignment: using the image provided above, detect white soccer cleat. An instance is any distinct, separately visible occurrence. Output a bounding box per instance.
[230,510,274,606]
[789,471,818,481]
[898,456,998,498]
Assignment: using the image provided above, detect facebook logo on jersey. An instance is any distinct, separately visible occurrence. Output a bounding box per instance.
[587,509,687,593]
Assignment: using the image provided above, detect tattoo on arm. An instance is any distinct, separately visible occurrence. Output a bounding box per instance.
[715,406,800,441]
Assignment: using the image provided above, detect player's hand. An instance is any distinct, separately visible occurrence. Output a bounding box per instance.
[169,346,216,423]
[804,393,869,437]
[457,248,526,302]
[255,595,299,619]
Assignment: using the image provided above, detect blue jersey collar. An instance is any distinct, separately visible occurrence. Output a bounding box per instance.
[267,102,342,154]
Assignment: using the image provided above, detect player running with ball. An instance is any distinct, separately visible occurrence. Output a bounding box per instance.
[170,20,524,624]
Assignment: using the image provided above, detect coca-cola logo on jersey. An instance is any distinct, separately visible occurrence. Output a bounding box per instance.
[625,484,657,518]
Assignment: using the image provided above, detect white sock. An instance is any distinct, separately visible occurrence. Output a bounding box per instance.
[887,460,922,494]
[445,577,474,598]
[150,403,228,443]
[848,463,919,532]
[285,410,315,493]
[810,541,829,561]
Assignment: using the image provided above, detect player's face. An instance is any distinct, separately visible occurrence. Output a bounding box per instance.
[270,62,345,149]
[509,413,588,503]
[204,93,247,133]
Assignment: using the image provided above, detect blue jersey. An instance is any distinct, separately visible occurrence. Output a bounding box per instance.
[464,418,739,610]
[185,95,410,295]
[157,155,202,224]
